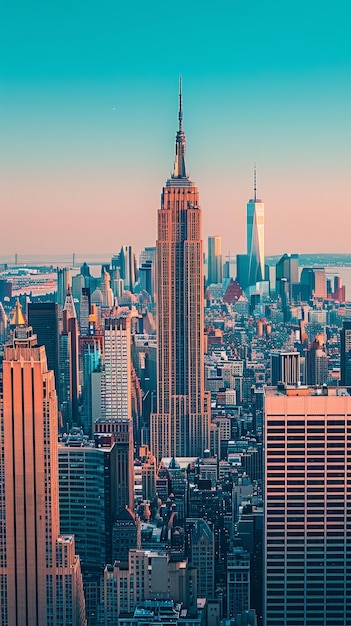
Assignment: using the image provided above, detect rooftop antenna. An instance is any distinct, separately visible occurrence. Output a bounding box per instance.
[178,75,183,131]
[254,162,257,201]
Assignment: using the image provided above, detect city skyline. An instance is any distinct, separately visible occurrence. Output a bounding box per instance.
[1,66,351,619]
[1,1,351,256]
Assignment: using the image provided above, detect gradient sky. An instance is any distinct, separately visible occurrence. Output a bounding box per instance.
[1,0,351,258]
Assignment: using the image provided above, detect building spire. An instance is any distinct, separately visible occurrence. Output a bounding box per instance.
[10,299,26,327]
[63,284,77,320]
[254,162,257,202]
[172,77,187,179]
[178,75,183,132]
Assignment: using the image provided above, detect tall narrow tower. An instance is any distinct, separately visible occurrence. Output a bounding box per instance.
[151,81,210,461]
[95,314,134,511]
[340,320,351,387]
[247,165,265,286]
[207,236,223,285]
[28,301,60,391]
[63,284,80,423]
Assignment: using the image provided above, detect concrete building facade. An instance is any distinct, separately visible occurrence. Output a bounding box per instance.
[264,385,351,625]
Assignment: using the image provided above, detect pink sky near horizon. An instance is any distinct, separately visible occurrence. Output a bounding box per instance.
[1,156,349,259]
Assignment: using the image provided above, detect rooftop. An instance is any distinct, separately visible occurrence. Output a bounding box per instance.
[265,384,349,397]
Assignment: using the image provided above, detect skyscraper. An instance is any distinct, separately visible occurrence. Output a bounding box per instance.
[247,166,264,287]
[264,385,351,625]
[28,301,60,391]
[102,315,132,421]
[236,253,250,290]
[300,267,327,301]
[185,518,215,599]
[57,266,71,307]
[94,419,134,512]
[63,285,80,423]
[97,314,134,511]
[119,245,137,292]
[0,321,86,624]
[0,301,8,345]
[80,286,91,334]
[207,235,223,285]
[151,82,210,460]
[340,320,351,387]
[80,332,103,436]
[58,436,117,570]
[139,246,156,298]
[270,351,300,386]
[275,253,299,301]
[226,547,250,621]
[305,336,329,385]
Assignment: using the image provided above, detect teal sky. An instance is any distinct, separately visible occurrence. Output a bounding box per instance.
[1,0,351,257]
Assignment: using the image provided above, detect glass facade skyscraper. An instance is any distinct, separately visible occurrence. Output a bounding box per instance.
[247,168,264,287]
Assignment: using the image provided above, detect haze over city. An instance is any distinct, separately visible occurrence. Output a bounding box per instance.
[1,0,351,256]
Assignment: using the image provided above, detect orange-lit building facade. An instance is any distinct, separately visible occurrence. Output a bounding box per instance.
[0,323,86,624]
[264,385,351,625]
[151,85,210,460]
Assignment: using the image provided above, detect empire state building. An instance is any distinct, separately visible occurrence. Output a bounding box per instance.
[151,83,210,461]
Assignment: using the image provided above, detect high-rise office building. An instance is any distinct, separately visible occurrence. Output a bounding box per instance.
[139,445,157,501]
[95,418,134,512]
[58,436,117,571]
[63,285,80,423]
[139,246,156,267]
[312,268,327,299]
[264,385,351,626]
[72,272,85,302]
[300,267,327,301]
[275,253,299,301]
[80,332,104,436]
[99,267,114,308]
[340,320,351,387]
[150,82,210,460]
[57,266,71,307]
[119,245,137,292]
[102,315,132,421]
[0,279,12,301]
[0,321,86,624]
[138,260,154,297]
[305,336,329,385]
[98,314,134,510]
[103,549,198,619]
[80,286,91,334]
[247,166,264,287]
[236,253,250,291]
[59,330,72,426]
[226,547,250,620]
[270,351,300,386]
[185,518,215,599]
[112,507,141,565]
[0,301,8,345]
[28,301,60,392]
[139,246,156,298]
[207,235,223,285]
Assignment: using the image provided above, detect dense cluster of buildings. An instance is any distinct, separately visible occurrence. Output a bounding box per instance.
[0,87,351,625]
